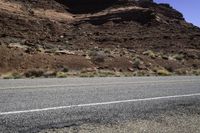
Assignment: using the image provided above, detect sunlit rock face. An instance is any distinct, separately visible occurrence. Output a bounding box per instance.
[54,0,154,13]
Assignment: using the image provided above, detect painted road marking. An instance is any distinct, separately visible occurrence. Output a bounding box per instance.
[0,79,200,90]
[1,93,200,115]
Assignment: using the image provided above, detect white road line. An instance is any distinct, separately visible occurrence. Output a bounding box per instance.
[0,79,200,90]
[1,93,200,116]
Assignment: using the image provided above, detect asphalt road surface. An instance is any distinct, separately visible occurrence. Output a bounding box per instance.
[0,76,200,132]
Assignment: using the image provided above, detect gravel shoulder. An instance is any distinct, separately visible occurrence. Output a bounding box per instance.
[40,103,200,133]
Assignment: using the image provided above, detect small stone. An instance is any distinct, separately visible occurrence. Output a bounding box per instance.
[128,67,134,72]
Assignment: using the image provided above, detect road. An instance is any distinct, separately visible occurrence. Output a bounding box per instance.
[0,76,200,132]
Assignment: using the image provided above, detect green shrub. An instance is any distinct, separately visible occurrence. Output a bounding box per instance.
[56,72,67,78]
[143,50,156,59]
[90,51,106,63]
[98,71,116,77]
[132,58,143,69]
[156,69,171,76]
[12,72,23,79]
[2,72,23,79]
[2,73,13,79]
[80,72,95,77]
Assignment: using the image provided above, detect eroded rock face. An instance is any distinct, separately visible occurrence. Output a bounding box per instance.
[55,0,153,14]
[81,8,156,25]
[1,0,199,51]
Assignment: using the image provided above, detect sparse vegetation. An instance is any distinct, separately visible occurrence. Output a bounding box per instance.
[79,70,120,77]
[156,69,171,76]
[132,58,144,69]
[175,68,188,75]
[2,72,23,79]
[193,69,200,76]
[90,51,106,63]
[2,73,14,79]
[24,69,45,78]
[171,54,185,61]
[80,72,96,77]
[12,72,23,79]
[123,72,134,77]
[161,55,169,60]
[143,50,156,59]
[165,66,175,73]
[59,66,69,72]
[56,72,67,78]
[98,71,116,77]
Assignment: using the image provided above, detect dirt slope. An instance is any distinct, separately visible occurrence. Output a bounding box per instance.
[0,0,200,77]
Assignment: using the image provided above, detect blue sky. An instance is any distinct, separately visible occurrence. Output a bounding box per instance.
[154,0,200,27]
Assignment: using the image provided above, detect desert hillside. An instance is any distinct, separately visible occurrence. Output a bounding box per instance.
[0,0,200,78]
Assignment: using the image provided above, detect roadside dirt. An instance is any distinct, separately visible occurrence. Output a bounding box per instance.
[40,114,200,133]
[40,103,200,133]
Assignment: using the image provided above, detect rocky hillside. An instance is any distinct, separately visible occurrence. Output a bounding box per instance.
[0,0,200,78]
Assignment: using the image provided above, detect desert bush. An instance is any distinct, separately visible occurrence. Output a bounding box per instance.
[132,70,153,76]
[162,55,169,60]
[36,47,45,53]
[2,73,13,79]
[79,70,118,77]
[89,51,106,63]
[156,69,171,76]
[104,48,111,54]
[165,66,175,72]
[123,72,134,77]
[143,50,156,59]
[3,76,12,79]
[80,72,95,77]
[2,72,23,79]
[192,69,200,76]
[132,58,144,69]
[56,72,67,78]
[98,71,116,77]
[24,69,45,78]
[56,66,69,73]
[12,72,23,79]
[61,66,69,72]
[172,54,185,61]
